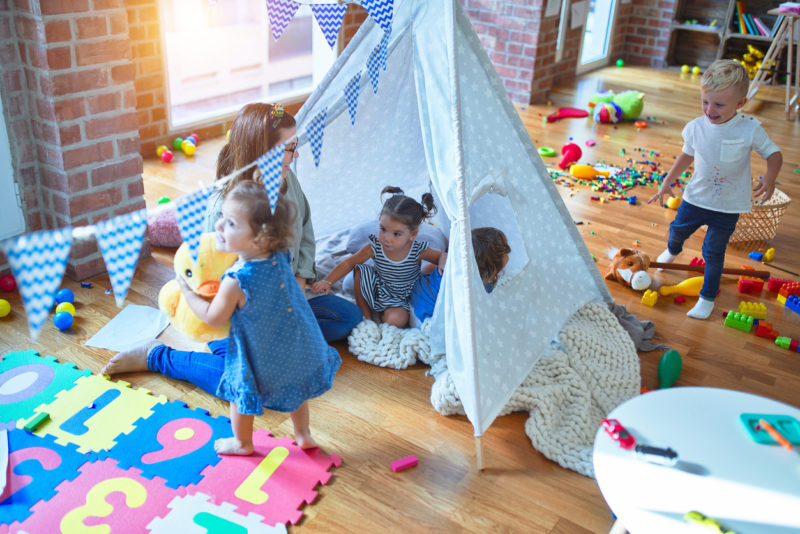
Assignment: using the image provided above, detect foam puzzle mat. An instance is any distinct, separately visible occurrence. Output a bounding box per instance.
[0,350,342,533]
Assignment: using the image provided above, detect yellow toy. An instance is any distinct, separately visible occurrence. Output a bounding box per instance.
[666,196,682,210]
[570,164,610,180]
[737,301,766,319]
[641,289,658,306]
[659,276,704,297]
[158,233,238,342]
[764,247,775,262]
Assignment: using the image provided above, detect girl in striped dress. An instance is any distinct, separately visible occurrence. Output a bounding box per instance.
[311,186,447,328]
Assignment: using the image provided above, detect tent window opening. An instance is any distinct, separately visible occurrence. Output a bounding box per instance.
[159,0,335,130]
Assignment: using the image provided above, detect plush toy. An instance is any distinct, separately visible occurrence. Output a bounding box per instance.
[147,203,183,248]
[588,90,645,123]
[158,233,238,342]
[605,248,653,291]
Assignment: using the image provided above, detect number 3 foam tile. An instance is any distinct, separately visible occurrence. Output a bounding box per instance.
[102,401,232,488]
[147,492,287,534]
[190,429,342,526]
[1,350,91,425]
[15,458,177,534]
[19,374,166,454]
[0,428,91,528]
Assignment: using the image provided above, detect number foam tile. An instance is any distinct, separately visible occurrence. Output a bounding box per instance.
[16,458,178,534]
[101,401,232,488]
[1,350,91,424]
[147,492,287,534]
[190,429,342,526]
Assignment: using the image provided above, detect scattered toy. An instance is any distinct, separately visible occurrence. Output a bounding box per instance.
[390,455,419,472]
[658,349,682,388]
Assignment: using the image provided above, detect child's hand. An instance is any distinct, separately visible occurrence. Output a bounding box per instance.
[648,187,671,205]
[753,177,775,204]
[310,280,332,295]
[176,276,191,294]
[437,252,448,274]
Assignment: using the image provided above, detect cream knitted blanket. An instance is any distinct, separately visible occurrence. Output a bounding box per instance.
[348,302,641,477]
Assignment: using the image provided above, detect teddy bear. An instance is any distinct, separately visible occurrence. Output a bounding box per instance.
[604,247,652,291]
[588,90,645,123]
[158,233,238,342]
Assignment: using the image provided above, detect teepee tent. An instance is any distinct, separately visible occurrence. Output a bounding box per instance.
[294,0,611,461]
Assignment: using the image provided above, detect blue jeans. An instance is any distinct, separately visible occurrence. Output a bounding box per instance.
[147,293,361,395]
[667,200,739,301]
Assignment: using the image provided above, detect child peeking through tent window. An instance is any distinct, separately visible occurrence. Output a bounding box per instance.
[409,227,511,327]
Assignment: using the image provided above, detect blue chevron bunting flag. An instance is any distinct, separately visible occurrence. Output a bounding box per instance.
[312,3,347,49]
[367,39,382,94]
[95,210,147,307]
[267,0,300,41]
[2,228,73,340]
[256,143,286,213]
[176,186,213,263]
[361,0,393,35]
[344,72,361,125]
[306,108,327,167]
[379,27,391,70]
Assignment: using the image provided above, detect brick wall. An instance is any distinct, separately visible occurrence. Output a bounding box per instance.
[0,0,145,280]
[619,0,677,68]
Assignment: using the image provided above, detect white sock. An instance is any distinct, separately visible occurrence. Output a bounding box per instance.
[656,249,677,271]
[687,297,714,319]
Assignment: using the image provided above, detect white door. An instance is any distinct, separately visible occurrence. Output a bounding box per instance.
[0,89,25,241]
[577,0,618,74]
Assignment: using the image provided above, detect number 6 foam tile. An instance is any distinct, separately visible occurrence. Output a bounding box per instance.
[102,401,232,488]
[190,429,342,527]
[15,458,177,534]
[19,374,166,454]
[147,492,287,533]
[1,350,91,425]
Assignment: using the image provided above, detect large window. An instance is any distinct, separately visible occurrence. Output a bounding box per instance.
[160,0,336,129]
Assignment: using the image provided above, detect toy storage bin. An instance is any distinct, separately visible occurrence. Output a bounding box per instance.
[729,188,791,243]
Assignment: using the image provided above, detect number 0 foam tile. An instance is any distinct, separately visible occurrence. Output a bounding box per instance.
[1,350,91,424]
[15,458,177,534]
[20,374,166,453]
[190,429,342,526]
[147,492,287,534]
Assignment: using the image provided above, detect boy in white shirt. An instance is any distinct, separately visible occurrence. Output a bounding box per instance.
[648,59,782,320]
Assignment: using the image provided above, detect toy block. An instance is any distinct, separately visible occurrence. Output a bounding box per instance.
[737,301,766,319]
[792,339,800,352]
[674,296,686,304]
[724,311,753,332]
[786,295,800,316]
[778,283,800,303]
[755,321,779,339]
[748,251,764,261]
[390,455,419,472]
[768,277,792,292]
[738,276,764,294]
[764,247,775,262]
[689,256,705,268]
[775,337,800,352]
[641,289,658,306]
[740,265,755,271]
[23,412,50,432]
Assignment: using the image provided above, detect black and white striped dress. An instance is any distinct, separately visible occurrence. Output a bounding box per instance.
[356,234,429,312]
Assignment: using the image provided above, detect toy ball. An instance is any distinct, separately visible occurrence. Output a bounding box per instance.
[173,137,183,150]
[616,58,624,67]
[658,349,682,388]
[56,301,75,315]
[157,196,171,205]
[537,146,556,157]
[0,298,10,318]
[53,310,73,330]
[188,133,199,144]
[183,136,196,146]
[666,196,682,210]
[55,288,74,305]
[691,66,701,75]
[681,64,690,73]
[160,149,173,163]
[181,140,196,156]
[0,274,17,292]
[156,145,168,157]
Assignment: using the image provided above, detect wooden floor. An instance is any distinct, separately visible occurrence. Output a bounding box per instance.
[2,66,799,533]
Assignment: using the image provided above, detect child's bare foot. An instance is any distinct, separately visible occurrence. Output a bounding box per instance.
[214,437,254,455]
[294,431,318,450]
[101,340,160,376]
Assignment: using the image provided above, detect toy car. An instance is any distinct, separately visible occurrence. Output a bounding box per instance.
[601,418,636,449]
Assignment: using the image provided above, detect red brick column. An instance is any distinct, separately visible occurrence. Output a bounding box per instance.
[618,0,677,68]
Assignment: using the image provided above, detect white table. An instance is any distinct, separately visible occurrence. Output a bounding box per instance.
[593,387,800,534]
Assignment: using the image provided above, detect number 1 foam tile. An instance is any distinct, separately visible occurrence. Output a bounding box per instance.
[0,428,91,527]
[190,429,342,526]
[102,401,232,488]
[20,374,166,453]
[15,458,177,534]
[0,350,91,424]
[146,492,287,534]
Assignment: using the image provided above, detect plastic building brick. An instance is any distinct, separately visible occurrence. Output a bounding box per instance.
[737,301,766,319]
[738,276,764,294]
[22,412,50,433]
[641,289,658,306]
[390,455,418,472]
[778,282,800,304]
[785,295,800,315]
[689,256,705,268]
[755,321,779,339]
[768,277,792,292]
[764,247,775,262]
[748,251,764,261]
[724,311,754,332]
[674,296,686,304]
[775,337,800,352]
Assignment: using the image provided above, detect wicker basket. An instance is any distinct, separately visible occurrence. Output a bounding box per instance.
[729,188,791,243]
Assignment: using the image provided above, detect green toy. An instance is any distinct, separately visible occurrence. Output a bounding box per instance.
[588,90,645,123]
[657,349,682,388]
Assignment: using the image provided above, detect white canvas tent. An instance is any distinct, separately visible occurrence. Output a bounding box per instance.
[294,0,612,456]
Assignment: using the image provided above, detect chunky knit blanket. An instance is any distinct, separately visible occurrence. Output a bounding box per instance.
[348,301,641,477]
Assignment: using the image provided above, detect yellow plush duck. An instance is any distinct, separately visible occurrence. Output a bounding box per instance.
[158,233,238,342]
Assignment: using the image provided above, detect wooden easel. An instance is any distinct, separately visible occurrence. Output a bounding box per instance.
[747,9,800,120]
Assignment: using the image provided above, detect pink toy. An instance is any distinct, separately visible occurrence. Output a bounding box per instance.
[160,149,173,163]
[558,142,582,170]
[390,455,418,472]
[546,107,589,123]
[147,203,183,248]
[0,273,16,292]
